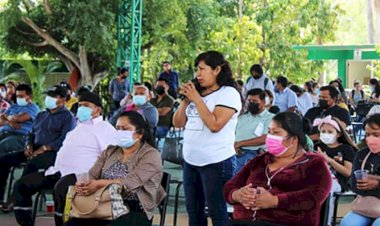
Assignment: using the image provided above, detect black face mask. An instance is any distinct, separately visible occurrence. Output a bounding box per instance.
[248,102,260,115]
[121,76,127,79]
[155,86,165,95]
[253,75,262,80]
[319,99,329,109]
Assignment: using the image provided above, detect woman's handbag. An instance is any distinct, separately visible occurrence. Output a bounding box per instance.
[68,183,129,220]
[351,152,380,218]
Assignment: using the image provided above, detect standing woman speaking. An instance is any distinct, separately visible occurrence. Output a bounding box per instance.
[173,51,242,226]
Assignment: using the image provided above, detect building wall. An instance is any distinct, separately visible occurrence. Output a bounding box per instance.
[347,60,373,88]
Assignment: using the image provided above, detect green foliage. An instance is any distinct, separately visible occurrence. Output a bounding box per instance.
[0,0,342,88]
[2,60,62,107]
[0,0,116,75]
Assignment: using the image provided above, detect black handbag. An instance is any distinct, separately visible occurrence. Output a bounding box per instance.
[161,128,184,165]
[356,101,374,116]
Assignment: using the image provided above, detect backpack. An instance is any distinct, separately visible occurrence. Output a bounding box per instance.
[351,89,364,100]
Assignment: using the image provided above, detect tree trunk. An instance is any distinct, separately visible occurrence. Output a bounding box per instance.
[368,0,375,43]
[259,0,267,67]
[78,45,94,87]
[375,0,380,43]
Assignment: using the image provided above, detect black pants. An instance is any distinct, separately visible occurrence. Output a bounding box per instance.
[5,151,57,205]
[14,171,61,226]
[0,151,26,201]
[22,151,57,176]
[13,172,76,226]
[64,211,152,226]
[54,174,77,226]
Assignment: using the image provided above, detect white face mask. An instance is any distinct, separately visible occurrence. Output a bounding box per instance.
[265,96,271,105]
[0,90,6,98]
[320,133,337,145]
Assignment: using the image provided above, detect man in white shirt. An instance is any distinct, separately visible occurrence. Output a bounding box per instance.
[12,92,117,226]
[242,64,275,98]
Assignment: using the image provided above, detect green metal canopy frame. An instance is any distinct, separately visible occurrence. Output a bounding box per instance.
[116,0,143,90]
[293,44,380,87]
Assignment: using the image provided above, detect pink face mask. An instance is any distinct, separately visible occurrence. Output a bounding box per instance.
[265,134,288,157]
[366,136,380,154]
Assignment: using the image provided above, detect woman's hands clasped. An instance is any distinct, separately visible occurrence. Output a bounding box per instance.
[75,180,101,196]
[232,184,279,211]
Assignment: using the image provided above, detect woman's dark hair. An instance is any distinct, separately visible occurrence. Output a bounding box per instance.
[144,82,153,91]
[370,78,380,98]
[7,81,16,88]
[289,85,303,96]
[329,79,345,93]
[264,89,273,100]
[364,113,380,130]
[118,111,156,148]
[304,81,313,94]
[249,64,263,76]
[194,50,236,88]
[272,112,307,150]
[0,83,7,91]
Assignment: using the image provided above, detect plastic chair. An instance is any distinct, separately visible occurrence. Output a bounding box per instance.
[158,172,171,226]
[7,162,26,201]
[32,188,53,225]
[161,127,184,226]
[331,191,357,226]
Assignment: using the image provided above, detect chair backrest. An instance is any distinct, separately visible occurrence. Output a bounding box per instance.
[319,195,330,226]
[158,172,171,226]
[161,128,184,165]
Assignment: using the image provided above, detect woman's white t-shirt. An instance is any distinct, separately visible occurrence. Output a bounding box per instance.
[183,86,242,166]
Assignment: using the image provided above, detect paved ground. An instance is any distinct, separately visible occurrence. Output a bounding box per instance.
[0,161,354,226]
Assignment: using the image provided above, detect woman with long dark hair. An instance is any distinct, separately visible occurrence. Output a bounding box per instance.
[173,51,242,226]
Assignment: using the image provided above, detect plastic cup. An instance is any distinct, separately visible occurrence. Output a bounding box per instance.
[354,169,369,180]
[75,172,89,184]
[46,200,54,213]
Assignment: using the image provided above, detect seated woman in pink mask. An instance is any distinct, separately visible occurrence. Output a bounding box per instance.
[224,112,332,226]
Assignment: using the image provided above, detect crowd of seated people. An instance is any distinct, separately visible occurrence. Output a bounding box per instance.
[2,61,380,226]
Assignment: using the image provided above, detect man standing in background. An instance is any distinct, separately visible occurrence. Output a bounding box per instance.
[158,61,179,99]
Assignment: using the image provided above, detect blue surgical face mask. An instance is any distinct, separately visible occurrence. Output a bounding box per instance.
[116,130,136,148]
[315,88,320,95]
[17,97,28,106]
[45,96,58,109]
[77,106,93,122]
[132,95,147,106]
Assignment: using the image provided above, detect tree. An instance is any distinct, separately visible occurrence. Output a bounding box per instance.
[367,0,374,43]
[2,60,62,106]
[247,0,341,83]
[0,0,116,88]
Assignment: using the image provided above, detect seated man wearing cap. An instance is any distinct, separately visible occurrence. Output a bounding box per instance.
[12,92,117,226]
[0,85,76,212]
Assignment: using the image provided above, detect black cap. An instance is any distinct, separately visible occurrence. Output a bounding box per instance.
[79,92,102,108]
[59,81,72,90]
[44,85,68,98]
